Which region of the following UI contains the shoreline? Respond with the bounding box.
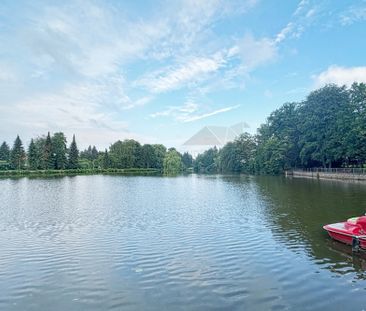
[0,168,161,178]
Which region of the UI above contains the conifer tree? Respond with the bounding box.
[42,132,54,169]
[10,135,26,170]
[52,132,67,169]
[0,141,10,161]
[102,149,111,169]
[91,146,98,160]
[27,139,38,170]
[68,134,79,169]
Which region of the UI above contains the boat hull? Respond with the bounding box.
[324,221,366,249]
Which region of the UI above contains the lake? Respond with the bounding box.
[1,174,366,310]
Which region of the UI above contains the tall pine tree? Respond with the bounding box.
[102,149,111,169]
[10,135,26,170]
[28,139,38,170]
[0,141,10,161]
[68,135,79,169]
[42,132,54,169]
[52,132,67,169]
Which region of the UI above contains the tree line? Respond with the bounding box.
[0,133,193,174]
[2,82,365,176]
[194,83,366,174]
[0,133,79,171]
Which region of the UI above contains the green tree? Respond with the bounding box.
[182,152,193,170]
[109,139,141,168]
[163,149,182,174]
[10,135,26,170]
[255,103,300,173]
[101,149,111,169]
[298,84,349,168]
[255,136,289,174]
[27,139,38,170]
[52,132,67,169]
[141,144,157,168]
[80,145,99,161]
[42,132,54,169]
[91,146,98,160]
[0,141,10,161]
[235,133,256,173]
[152,144,167,170]
[218,142,241,173]
[218,133,256,173]
[347,82,366,165]
[68,135,79,169]
[32,137,46,169]
[193,147,218,173]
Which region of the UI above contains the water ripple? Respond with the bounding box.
[1,175,366,310]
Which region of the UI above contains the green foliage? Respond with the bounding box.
[101,149,111,169]
[255,136,288,174]
[218,142,240,172]
[0,142,10,161]
[347,82,366,165]
[10,135,26,170]
[163,150,183,175]
[6,82,366,176]
[298,84,349,168]
[80,145,99,161]
[182,152,193,170]
[141,144,157,168]
[0,168,160,178]
[109,139,142,169]
[52,132,67,169]
[0,160,10,170]
[68,135,79,169]
[194,147,218,173]
[193,83,366,175]
[42,132,54,169]
[255,102,301,174]
[32,137,46,169]
[152,144,166,170]
[27,139,38,170]
[216,133,256,173]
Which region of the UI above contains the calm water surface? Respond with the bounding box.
[1,175,366,310]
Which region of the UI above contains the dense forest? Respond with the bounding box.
[0,133,193,174]
[195,82,366,174]
[1,82,365,176]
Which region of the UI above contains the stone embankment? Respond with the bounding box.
[287,169,366,181]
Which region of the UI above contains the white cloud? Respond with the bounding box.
[180,105,240,123]
[313,65,366,87]
[137,53,226,93]
[0,77,149,148]
[275,22,294,44]
[294,0,309,16]
[0,0,263,147]
[152,0,259,57]
[25,3,166,79]
[150,101,239,123]
[340,4,366,25]
[122,96,153,110]
[150,101,199,119]
[235,33,277,69]
[274,0,318,44]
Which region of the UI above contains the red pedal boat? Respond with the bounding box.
[323,216,366,251]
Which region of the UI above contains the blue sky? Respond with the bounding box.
[1,0,366,149]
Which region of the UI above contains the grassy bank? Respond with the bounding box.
[0,168,161,178]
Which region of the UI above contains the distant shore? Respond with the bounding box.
[0,168,161,178]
